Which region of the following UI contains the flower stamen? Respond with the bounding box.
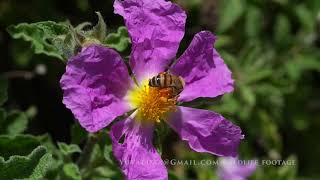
[127,81,177,123]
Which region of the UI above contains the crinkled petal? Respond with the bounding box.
[218,157,257,180]
[167,106,244,157]
[114,0,186,83]
[60,45,134,132]
[169,31,234,102]
[110,115,167,180]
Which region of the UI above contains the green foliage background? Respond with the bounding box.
[0,0,319,179]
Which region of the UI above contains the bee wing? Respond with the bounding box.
[166,57,179,72]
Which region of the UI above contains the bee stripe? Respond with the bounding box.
[156,75,160,86]
[160,74,165,87]
[152,76,156,86]
[164,73,168,87]
[164,74,167,87]
[168,74,172,86]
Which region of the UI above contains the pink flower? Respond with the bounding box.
[60,0,244,179]
[218,157,257,180]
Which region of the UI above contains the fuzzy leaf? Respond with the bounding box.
[0,146,53,180]
[62,163,81,180]
[57,142,81,156]
[0,135,41,159]
[103,26,131,52]
[7,21,69,60]
[90,12,107,41]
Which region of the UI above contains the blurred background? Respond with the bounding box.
[0,0,320,179]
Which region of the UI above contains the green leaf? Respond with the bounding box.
[294,5,315,32]
[0,146,53,180]
[212,94,240,115]
[274,14,291,46]
[0,77,8,106]
[245,69,273,84]
[0,109,6,123]
[52,30,81,60]
[90,12,107,41]
[239,84,256,106]
[214,35,233,48]
[278,155,297,179]
[272,0,288,5]
[57,142,81,156]
[286,54,320,81]
[92,165,118,179]
[10,41,34,68]
[5,111,28,135]
[62,163,81,180]
[218,0,245,33]
[245,5,262,39]
[0,135,41,159]
[168,171,181,180]
[103,26,131,52]
[259,110,282,151]
[7,21,69,60]
[71,123,88,144]
[103,144,114,165]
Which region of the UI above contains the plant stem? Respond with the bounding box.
[76,134,97,169]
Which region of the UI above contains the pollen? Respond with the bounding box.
[126,81,177,123]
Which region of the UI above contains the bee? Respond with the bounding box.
[148,72,185,98]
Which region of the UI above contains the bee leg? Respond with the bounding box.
[160,96,176,102]
[160,97,168,102]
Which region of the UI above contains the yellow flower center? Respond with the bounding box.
[126,80,177,123]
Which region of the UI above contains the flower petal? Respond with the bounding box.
[218,157,257,180]
[60,45,134,132]
[169,31,234,102]
[114,0,186,83]
[167,106,243,157]
[110,115,167,180]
